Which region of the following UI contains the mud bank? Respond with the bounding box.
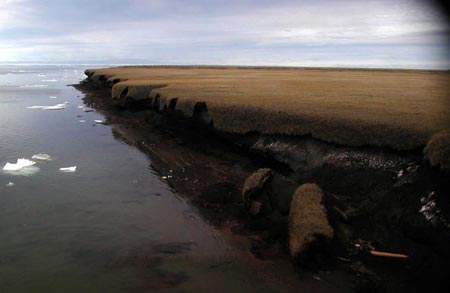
[76,77,450,293]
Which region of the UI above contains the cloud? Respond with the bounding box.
[0,0,33,28]
[0,0,448,68]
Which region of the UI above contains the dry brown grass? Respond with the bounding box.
[424,130,450,171]
[85,66,450,150]
[288,183,333,258]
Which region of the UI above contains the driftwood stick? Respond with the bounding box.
[370,250,408,259]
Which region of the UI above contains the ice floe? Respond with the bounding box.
[2,158,39,176]
[27,102,69,110]
[79,120,86,123]
[60,166,76,172]
[20,84,48,88]
[6,182,14,187]
[3,158,36,171]
[94,120,104,124]
[42,104,66,110]
[27,105,48,109]
[4,166,40,176]
[31,154,51,161]
[49,96,57,99]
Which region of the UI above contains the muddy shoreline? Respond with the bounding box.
[75,80,450,293]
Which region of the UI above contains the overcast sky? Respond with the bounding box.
[0,0,449,68]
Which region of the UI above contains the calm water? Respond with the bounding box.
[0,65,286,293]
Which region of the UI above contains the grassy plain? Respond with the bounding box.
[86,66,450,150]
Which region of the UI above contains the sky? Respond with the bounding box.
[0,0,449,69]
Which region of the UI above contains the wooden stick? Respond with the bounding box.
[370,250,408,259]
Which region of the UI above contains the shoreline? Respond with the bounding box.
[76,71,450,292]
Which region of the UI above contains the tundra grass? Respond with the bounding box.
[289,183,333,258]
[424,130,450,171]
[85,66,450,151]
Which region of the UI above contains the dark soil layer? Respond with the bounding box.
[75,80,450,293]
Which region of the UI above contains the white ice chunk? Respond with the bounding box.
[3,166,40,176]
[60,166,76,172]
[42,102,69,110]
[31,154,51,161]
[20,84,48,88]
[49,96,57,99]
[6,182,14,187]
[27,105,48,109]
[42,105,65,110]
[28,101,69,110]
[77,105,83,109]
[79,120,86,123]
[94,120,104,124]
[3,158,36,171]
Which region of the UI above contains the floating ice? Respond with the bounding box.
[42,105,65,110]
[20,84,48,88]
[43,104,67,110]
[31,154,51,161]
[94,120,104,124]
[49,96,57,99]
[79,120,86,123]
[4,166,40,176]
[27,102,69,110]
[27,105,48,109]
[77,105,83,109]
[60,166,76,172]
[6,182,14,187]
[3,158,36,171]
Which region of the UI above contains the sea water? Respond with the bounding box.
[0,65,238,292]
[0,64,313,293]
